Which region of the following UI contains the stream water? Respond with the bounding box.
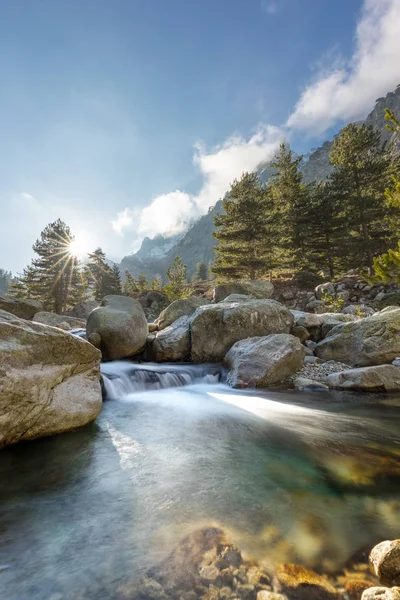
[1,361,400,600]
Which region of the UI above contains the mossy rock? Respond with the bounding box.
[377,292,400,309]
[275,563,338,600]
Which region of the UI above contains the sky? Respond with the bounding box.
[1,0,400,273]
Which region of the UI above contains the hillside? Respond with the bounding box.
[121,85,400,280]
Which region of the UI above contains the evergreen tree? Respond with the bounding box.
[371,241,400,284]
[329,123,391,272]
[164,256,188,300]
[212,172,277,280]
[299,181,349,277]
[123,271,139,296]
[268,143,309,270]
[194,260,209,281]
[86,248,121,300]
[137,273,149,293]
[10,219,85,313]
[151,275,163,290]
[0,269,12,296]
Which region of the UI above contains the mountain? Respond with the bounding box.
[120,85,400,281]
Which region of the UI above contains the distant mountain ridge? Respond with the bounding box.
[120,85,400,280]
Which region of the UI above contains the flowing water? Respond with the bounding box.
[1,361,400,600]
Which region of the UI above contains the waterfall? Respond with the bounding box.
[101,361,224,399]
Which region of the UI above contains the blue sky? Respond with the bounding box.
[1,0,399,272]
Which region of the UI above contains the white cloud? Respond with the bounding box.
[287,0,400,134]
[112,125,283,241]
[19,192,41,212]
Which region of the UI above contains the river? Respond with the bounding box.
[1,361,400,599]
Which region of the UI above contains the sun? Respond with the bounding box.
[68,231,93,259]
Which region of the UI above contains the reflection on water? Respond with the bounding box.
[0,363,400,600]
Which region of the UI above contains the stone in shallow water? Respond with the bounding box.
[345,580,378,600]
[326,365,400,392]
[275,563,338,600]
[362,587,400,600]
[369,540,400,586]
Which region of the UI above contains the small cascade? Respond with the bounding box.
[101,361,224,399]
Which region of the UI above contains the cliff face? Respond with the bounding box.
[120,86,400,280]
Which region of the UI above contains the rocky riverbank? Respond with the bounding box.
[115,528,400,600]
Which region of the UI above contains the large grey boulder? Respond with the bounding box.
[315,310,400,366]
[0,310,102,447]
[315,282,335,299]
[327,365,400,392]
[190,299,294,363]
[149,316,191,362]
[86,294,148,360]
[156,297,209,330]
[33,311,86,330]
[225,334,305,388]
[66,299,99,319]
[0,296,43,320]
[213,280,274,303]
[369,540,400,586]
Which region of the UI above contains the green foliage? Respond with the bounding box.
[212,171,278,280]
[329,123,392,271]
[194,260,209,281]
[137,273,149,293]
[371,241,400,284]
[123,271,139,296]
[164,256,189,301]
[293,270,325,290]
[320,290,344,313]
[86,248,122,301]
[151,275,163,290]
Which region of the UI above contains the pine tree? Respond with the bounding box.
[123,271,140,296]
[164,256,188,300]
[268,143,309,270]
[86,248,121,300]
[299,181,349,277]
[371,242,400,284]
[194,260,209,281]
[151,275,163,290]
[329,123,391,272]
[0,269,13,296]
[11,219,85,313]
[212,172,277,280]
[137,273,149,293]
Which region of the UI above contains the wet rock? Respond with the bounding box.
[315,310,400,367]
[225,334,305,388]
[149,316,190,362]
[0,296,42,320]
[361,587,400,600]
[327,365,400,392]
[213,281,274,303]
[0,310,102,447]
[86,295,148,360]
[156,297,209,330]
[199,565,221,584]
[294,377,329,391]
[191,300,294,363]
[369,540,400,586]
[217,546,242,569]
[275,563,338,600]
[345,579,377,600]
[257,593,286,600]
[116,578,170,600]
[236,584,256,600]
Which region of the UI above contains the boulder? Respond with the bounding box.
[319,312,359,338]
[315,310,400,367]
[291,325,310,343]
[275,563,338,600]
[86,295,148,360]
[0,310,102,447]
[33,311,86,329]
[66,299,99,319]
[362,587,400,600]
[0,296,42,320]
[369,540,400,586]
[223,293,255,303]
[149,316,191,362]
[343,304,375,317]
[327,365,400,392]
[225,334,305,388]
[213,281,274,303]
[137,290,170,322]
[291,310,324,329]
[315,282,335,300]
[294,377,329,391]
[191,300,294,363]
[156,297,209,330]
